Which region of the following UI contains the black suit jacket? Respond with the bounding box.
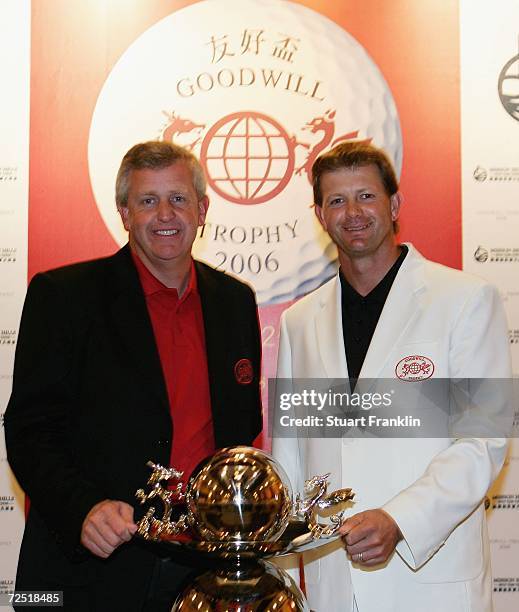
[5,246,262,610]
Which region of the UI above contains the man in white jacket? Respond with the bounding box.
[272,142,511,611]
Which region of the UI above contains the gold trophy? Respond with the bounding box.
[136,446,353,611]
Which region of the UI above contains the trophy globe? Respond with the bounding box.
[136,446,354,611]
[185,446,293,544]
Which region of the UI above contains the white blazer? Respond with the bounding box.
[272,244,511,612]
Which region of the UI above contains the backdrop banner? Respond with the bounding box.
[1,1,517,609]
[0,0,30,602]
[460,0,519,605]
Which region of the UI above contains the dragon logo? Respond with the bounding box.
[395,355,435,382]
[160,108,366,205]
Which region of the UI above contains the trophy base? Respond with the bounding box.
[172,559,309,611]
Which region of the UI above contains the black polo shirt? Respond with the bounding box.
[340,245,408,387]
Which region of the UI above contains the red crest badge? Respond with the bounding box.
[234,358,254,385]
[395,355,435,381]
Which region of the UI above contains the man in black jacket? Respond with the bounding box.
[5,141,262,611]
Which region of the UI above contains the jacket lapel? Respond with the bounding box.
[195,261,229,442]
[107,246,169,411]
[359,244,426,380]
[315,276,349,379]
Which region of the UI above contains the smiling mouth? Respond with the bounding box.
[153,229,179,236]
[344,222,372,232]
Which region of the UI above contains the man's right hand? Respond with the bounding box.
[80,500,137,558]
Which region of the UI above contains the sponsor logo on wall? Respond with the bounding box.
[494,577,519,593]
[0,167,18,182]
[474,246,489,262]
[0,579,14,595]
[510,330,519,344]
[473,166,488,181]
[491,494,519,509]
[473,165,519,182]
[474,246,519,263]
[491,538,519,551]
[470,207,519,225]
[498,38,519,122]
[0,248,16,263]
[0,331,16,346]
[0,496,15,512]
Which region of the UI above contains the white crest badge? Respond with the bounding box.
[395,355,435,381]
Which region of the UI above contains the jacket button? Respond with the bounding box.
[157,439,170,447]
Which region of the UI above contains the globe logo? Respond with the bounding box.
[408,362,421,375]
[396,355,434,381]
[474,246,489,263]
[473,166,487,182]
[498,53,519,122]
[200,111,295,205]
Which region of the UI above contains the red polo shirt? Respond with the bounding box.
[132,253,214,478]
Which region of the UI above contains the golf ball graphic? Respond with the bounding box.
[89,0,402,304]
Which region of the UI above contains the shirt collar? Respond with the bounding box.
[340,244,408,306]
[131,250,198,301]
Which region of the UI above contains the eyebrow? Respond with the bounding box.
[135,189,188,196]
[326,187,369,197]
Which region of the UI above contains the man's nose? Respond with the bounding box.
[157,199,174,221]
[344,198,362,216]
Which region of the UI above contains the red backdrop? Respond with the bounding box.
[29,0,460,279]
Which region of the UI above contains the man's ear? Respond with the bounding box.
[390,191,403,221]
[314,204,327,231]
[198,195,210,226]
[117,205,130,231]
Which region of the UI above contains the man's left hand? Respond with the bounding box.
[339,509,402,566]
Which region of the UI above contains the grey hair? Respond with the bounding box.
[115,140,207,207]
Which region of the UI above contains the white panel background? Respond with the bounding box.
[460,0,519,608]
[0,0,30,605]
